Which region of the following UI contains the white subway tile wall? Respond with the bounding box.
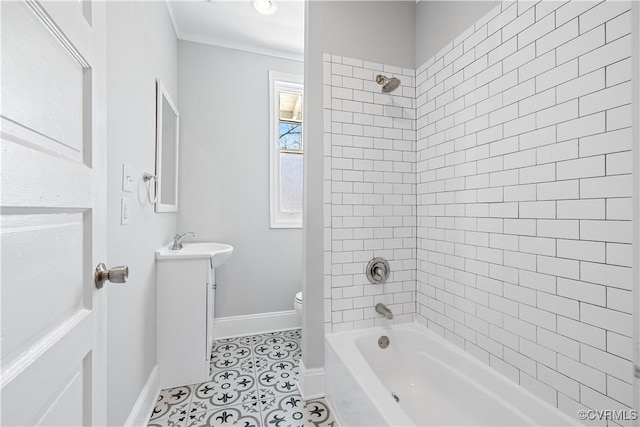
[323,55,417,334]
[322,0,633,422]
[415,0,632,422]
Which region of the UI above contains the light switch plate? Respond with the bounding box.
[122,163,133,192]
[121,197,129,225]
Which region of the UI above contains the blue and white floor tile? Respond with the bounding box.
[148,386,193,427]
[187,404,262,427]
[262,393,335,427]
[148,329,337,427]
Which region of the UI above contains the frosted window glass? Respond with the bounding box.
[280,152,303,213]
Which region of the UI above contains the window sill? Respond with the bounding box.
[270,222,302,229]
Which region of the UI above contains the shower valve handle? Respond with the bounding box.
[373,265,387,279]
[366,257,390,285]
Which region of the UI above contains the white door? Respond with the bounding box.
[1,0,108,425]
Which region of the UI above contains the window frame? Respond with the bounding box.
[269,71,304,229]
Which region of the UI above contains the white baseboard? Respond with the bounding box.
[297,360,325,400]
[124,364,160,427]
[214,310,300,339]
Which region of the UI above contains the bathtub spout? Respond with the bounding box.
[375,303,393,319]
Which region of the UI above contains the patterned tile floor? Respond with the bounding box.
[148,329,338,427]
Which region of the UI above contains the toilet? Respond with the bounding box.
[294,291,302,318]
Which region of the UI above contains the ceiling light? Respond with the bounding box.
[253,0,277,16]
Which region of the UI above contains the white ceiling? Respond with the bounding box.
[167,0,305,61]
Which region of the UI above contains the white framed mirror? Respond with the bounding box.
[155,79,179,213]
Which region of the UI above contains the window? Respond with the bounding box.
[269,71,303,228]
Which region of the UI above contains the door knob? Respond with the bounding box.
[95,263,129,289]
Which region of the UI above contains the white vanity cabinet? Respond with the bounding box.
[157,257,215,389]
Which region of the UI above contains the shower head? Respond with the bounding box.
[376,74,401,93]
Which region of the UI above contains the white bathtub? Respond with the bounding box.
[325,323,579,426]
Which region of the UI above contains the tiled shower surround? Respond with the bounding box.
[416,0,633,420]
[324,0,633,422]
[323,57,417,333]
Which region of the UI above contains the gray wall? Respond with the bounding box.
[309,1,416,70]
[304,0,416,371]
[177,41,304,317]
[106,2,177,424]
[416,1,500,66]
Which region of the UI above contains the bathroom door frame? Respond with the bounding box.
[632,0,640,417]
[1,1,108,425]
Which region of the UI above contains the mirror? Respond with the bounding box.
[155,79,179,213]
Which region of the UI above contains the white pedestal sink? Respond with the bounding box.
[156,241,233,388]
[155,242,233,267]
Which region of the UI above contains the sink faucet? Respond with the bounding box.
[375,303,393,320]
[170,232,196,250]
